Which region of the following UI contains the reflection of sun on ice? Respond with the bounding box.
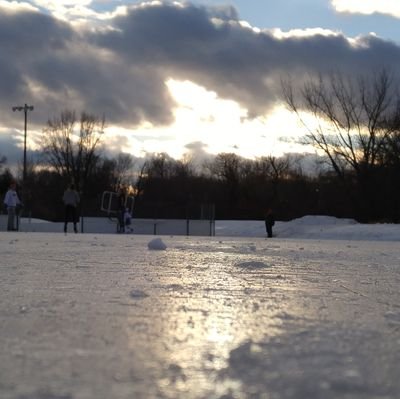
[206,317,234,345]
[207,326,234,344]
[205,317,236,371]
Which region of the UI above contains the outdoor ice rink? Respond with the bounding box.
[1,231,400,399]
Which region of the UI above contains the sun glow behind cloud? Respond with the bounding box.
[104,79,315,160]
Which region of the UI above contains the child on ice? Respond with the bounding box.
[124,208,133,233]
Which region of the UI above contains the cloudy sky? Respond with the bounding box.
[1,0,400,167]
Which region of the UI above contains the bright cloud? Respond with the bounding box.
[331,0,400,18]
[103,80,315,160]
[27,0,127,24]
[0,0,38,12]
[271,27,341,39]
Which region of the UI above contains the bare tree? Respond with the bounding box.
[282,69,400,220]
[113,152,136,189]
[256,156,291,181]
[282,69,399,179]
[174,153,196,178]
[132,161,147,198]
[207,153,243,210]
[208,153,242,182]
[41,110,105,190]
[145,152,176,179]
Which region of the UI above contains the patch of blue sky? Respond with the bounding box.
[188,0,400,42]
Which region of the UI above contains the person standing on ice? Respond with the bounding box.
[124,208,133,233]
[63,183,80,233]
[116,186,127,233]
[3,181,21,231]
[264,207,275,238]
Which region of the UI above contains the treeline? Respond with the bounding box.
[1,149,398,223]
[132,153,353,221]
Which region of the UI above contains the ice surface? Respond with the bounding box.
[1,217,400,399]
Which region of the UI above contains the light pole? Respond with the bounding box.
[12,104,34,184]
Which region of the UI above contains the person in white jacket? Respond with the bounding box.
[63,184,80,233]
[3,182,21,231]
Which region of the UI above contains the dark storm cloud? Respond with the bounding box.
[0,8,75,126]
[1,1,400,133]
[0,130,24,165]
[91,3,400,116]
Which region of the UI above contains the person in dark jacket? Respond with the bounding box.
[116,186,127,233]
[264,208,275,238]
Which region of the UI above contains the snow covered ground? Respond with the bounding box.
[216,215,400,241]
[1,216,400,399]
[3,214,400,242]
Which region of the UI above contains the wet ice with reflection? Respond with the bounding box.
[0,234,399,399]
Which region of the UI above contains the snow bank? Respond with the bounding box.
[216,215,400,241]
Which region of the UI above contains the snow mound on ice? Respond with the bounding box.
[148,238,167,250]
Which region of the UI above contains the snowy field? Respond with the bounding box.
[216,215,400,241]
[3,214,400,241]
[1,216,400,399]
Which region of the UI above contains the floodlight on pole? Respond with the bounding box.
[12,103,34,184]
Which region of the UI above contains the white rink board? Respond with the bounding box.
[0,215,215,236]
